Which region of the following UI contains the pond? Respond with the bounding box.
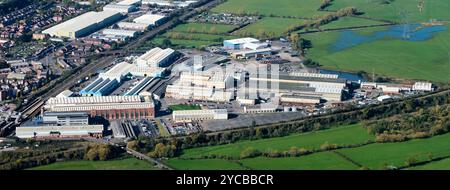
[330,24,448,52]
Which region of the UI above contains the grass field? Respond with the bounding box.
[163,32,237,42]
[304,24,450,82]
[169,104,202,111]
[337,133,450,169]
[165,159,246,170]
[234,17,307,38]
[171,23,238,34]
[211,0,326,18]
[408,158,450,170]
[180,124,374,158]
[239,152,359,170]
[152,37,216,49]
[28,158,156,170]
[328,0,450,22]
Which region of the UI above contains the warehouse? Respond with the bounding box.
[223,37,260,50]
[133,14,166,26]
[166,83,234,102]
[280,94,321,105]
[289,72,339,79]
[103,4,137,13]
[42,11,123,39]
[124,77,156,96]
[117,0,142,6]
[15,125,104,139]
[44,96,155,120]
[136,47,176,67]
[179,71,235,89]
[172,109,228,123]
[142,0,197,7]
[117,22,149,31]
[16,111,103,139]
[231,48,272,59]
[102,29,138,37]
[412,82,434,91]
[80,78,120,96]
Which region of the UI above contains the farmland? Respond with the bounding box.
[170,23,238,34]
[409,158,450,170]
[303,24,450,83]
[336,133,450,169]
[239,152,360,170]
[234,17,307,38]
[210,0,326,18]
[180,124,374,158]
[327,0,450,22]
[28,157,157,170]
[165,159,246,170]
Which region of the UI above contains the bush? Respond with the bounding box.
[240,147,261,159]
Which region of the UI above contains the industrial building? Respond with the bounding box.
[172,109,228,122]
[223,38,260,50]
[413,82,434,91]
[44,96,155,120]
[136,47,176,67]
[231,48,272,59]
[289,72,339,79]
[102,29,138,37]
[16,112,103,139]
[133,14,166,26]
[166,84,234,102]
[103,4,137,13]
[80,60,166,96]
[247,74,347,102]
[142,0,197,7]
[42,11,123,39]
[123,77,156,96]
[117,22,149,31]
[280,94,321,105]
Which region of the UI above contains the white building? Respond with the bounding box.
[133,14,166,26]
[16,125,104,139]
[136,47,176,67]
[117,22,149,31]
[223,37,260,50]
[172,109,228,122]
[289,72,339,79]
[103,4,136,13]
[142,0,197,7]
[42,11,123,39]
[412,82,434,92]
[102,29,138,37]
[56,90,74,98]
[377,95,392,102]
[117,0,142,6]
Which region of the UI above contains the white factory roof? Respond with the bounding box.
[117,0,141,6]
[173,109,227,116]
[56,90,74,98]
[99,62,134,80]
[117,22,149,30]
[47,96,143,105]
[16,125,104,139]
[102,29,137,37]
[133,14,165,25]
[224,37,259,45]
[137,47,175,66]
[43,11,121,37]
[289,72,339,79]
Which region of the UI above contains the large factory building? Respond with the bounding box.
[44,96,155,120]
[42,11,123,39]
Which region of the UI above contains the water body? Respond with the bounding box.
[330,24,448,52]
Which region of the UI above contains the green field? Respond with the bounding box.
[408,158,450,170]
[180,124,374,158]
[165,159,247,170]
[235,17,307,38]
[169,104,202,111]
[171,23,238,34]
[163,32,236,42]
[315,17,388,31]
[304,24,450,82]
[337,133,450,169]
[152,37,216,48]
[211,0,326,18]
[328,0,450,22]
[240,152,359,170]
[28,158,156,170]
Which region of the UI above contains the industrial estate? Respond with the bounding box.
[0,0,449,171]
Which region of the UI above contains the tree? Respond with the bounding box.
[240,147,261,159]
[162,38,172,48]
